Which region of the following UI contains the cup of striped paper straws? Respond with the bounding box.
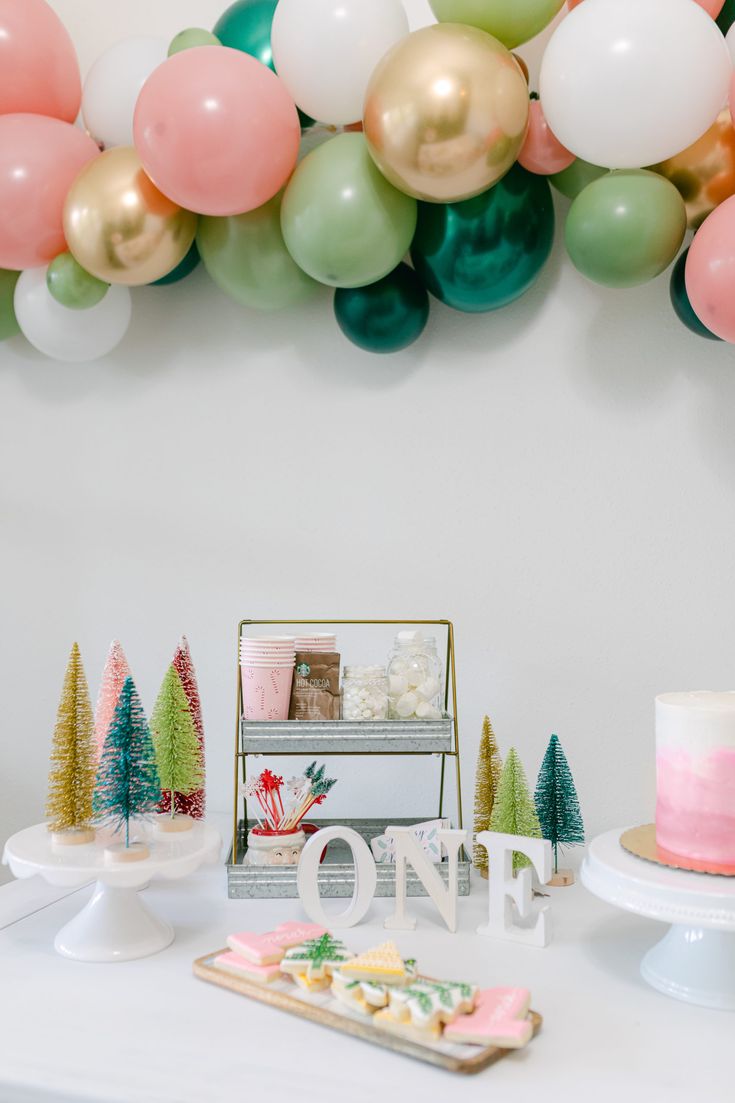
[244,762,337,866]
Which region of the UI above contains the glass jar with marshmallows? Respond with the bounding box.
[386,631,442,720]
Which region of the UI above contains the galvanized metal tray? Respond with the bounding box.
[226,817,471,899]
[240,716,454,755]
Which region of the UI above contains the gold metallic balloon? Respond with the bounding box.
[363,23,529,204]
[63,146,197,285]
[650,110,735,231]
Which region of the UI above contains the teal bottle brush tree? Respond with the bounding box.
[150,664,204,833]
[93,676,161,861]
[534,734,585,887]
[488,748,542,873]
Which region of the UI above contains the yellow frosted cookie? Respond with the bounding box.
[339,941,408,985]
[373,1007,441,1043]
[292,971,332,993]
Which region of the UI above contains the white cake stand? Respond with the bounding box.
[582,828,735,1010]
[2,821,221,963]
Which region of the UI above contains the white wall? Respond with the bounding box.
[3,0,735,882]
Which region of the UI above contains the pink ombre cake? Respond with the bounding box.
[656,692,735,866]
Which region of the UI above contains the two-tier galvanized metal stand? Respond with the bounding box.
[227,619,468,899]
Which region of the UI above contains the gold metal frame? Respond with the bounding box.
[232,619,463,866]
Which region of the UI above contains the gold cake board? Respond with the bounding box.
[194,951,542,1075]
[620,824,735,878]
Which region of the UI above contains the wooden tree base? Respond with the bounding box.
[548,869,575,887]
[51,827,96,847]
[104,841,150,864]
[155,813,194,834]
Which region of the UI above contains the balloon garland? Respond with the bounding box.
[2,0,735,362]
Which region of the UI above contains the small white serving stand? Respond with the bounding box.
[2,821,221,963]
[582,828,735,1010]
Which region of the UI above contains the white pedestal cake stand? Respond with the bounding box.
[582,828,735,1010]
[2,821,221,963]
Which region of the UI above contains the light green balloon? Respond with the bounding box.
[550,158,607,200]
[281,133,417,289]
[0,269,20,340]
[197,192,318,310]
[429,0,565,49]
[168,28,221,55]
[565,170,687,289]
[46,253,109,310]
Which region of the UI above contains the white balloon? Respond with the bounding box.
[15,267,131,363]
[539,0,731,169]
[271,0,409,125]
[727,23,735,67]
[82,36,168,149]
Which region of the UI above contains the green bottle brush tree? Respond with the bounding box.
[150,664,204,832]
[534,733,585,886]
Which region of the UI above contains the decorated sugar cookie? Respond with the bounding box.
[374,978,477,1039]
[280,933,353,984]
[332,958,418,1015]
[226,921,327,965]
[213,950,282,986]
[339,941,409,985]
[444,987,532,1048]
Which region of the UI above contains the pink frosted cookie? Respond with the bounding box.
[214,950,282,985]
[444,987,532,1048]
[226,921,327,965]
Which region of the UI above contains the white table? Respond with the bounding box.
[0,815,732,1103]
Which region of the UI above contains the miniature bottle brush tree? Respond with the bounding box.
[94,639,131,760]
[534,734,585,884]
[488,748,543,872]
[46,643,97,844]
[93,676,161,858]
[472,715,503,877]
[168,636,206,819]
[150,663,203,832]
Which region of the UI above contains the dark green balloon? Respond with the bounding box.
[670,248,721,341]
[151,241,201,286]
[410,164,554,313]
[213,0,313,128]
[214,0,276,66]
[717,0,735,33]
[334,263,429,353]
[0,269,20,340]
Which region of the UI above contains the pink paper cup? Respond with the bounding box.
[241,662,294,720]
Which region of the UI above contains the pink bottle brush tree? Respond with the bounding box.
[94,639,131,760]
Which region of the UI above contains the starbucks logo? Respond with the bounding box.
[296,662,310,677]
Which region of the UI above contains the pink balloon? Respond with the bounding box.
[568,0,723,10]
[686,197,735,342]
[518,99,575,175]
[0,0,81,121]
[0,115,99,271]
[134,46,300,216]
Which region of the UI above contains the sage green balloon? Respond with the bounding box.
[0,269,20,340]
[429,0,565,49]
[550,158,607,200]
[281,133,417,288]
[565,170,687,288]
[46,252,109,310]
[168,28,220,56]
[197,192,318,310]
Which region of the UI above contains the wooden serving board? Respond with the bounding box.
[193,951,542,1075]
